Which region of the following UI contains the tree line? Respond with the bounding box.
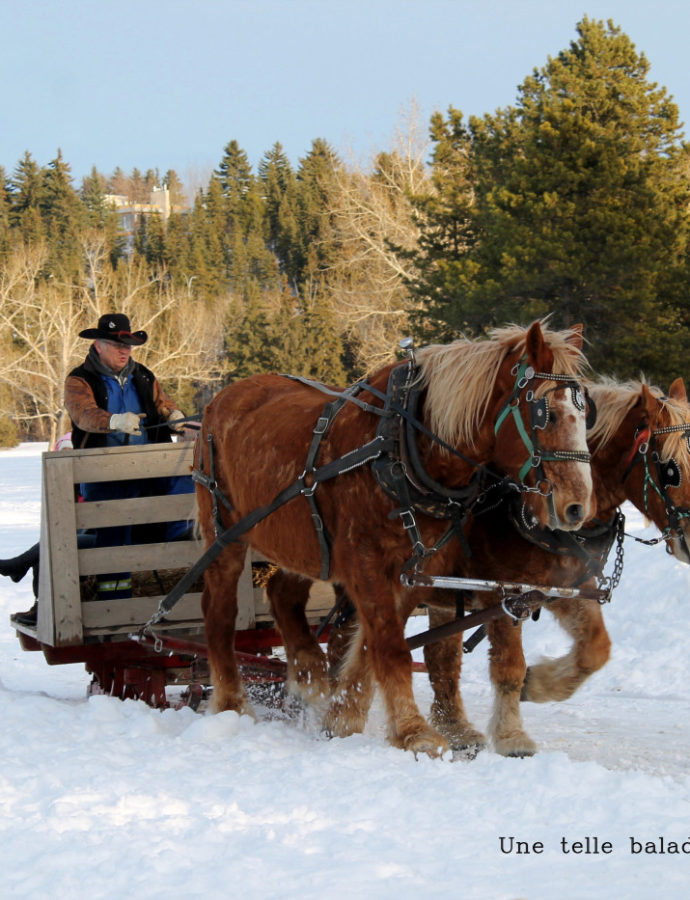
[1,16,689,446]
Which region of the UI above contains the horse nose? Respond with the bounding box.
[564,503,585,525]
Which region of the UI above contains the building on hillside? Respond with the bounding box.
[105,186,186,253]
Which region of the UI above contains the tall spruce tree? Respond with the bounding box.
[259,142,301,284]
[9,152,45,244]
[295,139,342,286]
[40,149,85,277]
[0,166,11,258]
[81,167,124,265]
[404,108,476,341]
[411,18,690,379]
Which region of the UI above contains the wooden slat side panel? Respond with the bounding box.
[36,468,57,644]
[79,540,204,575]
[42,455,83,646]
[252,580,336,623]
[81,593,203,631]
[72,444,195,484]
[75,494,197,530]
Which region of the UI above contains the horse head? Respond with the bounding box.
[589,376,690,564]
[634,378,690,563]
[416,320,594,532]
[488,321,594,531]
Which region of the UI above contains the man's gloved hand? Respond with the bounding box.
[167,409,186,433]
[109,412,145,435]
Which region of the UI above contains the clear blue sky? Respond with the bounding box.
[2,0,688,189]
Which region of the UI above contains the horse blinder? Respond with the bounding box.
[584,389,597,430]
[655,453,682,489]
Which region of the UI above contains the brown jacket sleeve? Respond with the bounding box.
[65,372,180,434]
[152,379,179,421]
[64,375,112,434]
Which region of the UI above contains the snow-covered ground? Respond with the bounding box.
[1,443,689,899]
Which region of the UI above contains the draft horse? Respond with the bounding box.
[422,376,690,757]
[195,322,594,756]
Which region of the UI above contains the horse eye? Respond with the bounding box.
[549,411,558,425]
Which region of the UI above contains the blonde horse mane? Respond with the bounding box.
[589,377,690,471]
[415,322,587,449]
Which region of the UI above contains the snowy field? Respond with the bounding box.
[1,443,689,899]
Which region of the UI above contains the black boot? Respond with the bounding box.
[11,601,38,627]
[0,543,40,584]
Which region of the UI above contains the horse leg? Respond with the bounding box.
[323,619,376,737]
[201,544,255,717]
[266,569,329,705]
[326,585,357,680]
[487,613,536,757]
[424,603,486,755]
[326,581,449,758]
[521,596,611,702]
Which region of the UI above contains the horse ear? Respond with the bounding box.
[525,321,554,372]
[668,377,688,403]
[641,384,662,427]
[568,323,584,350]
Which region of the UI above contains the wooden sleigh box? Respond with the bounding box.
[17,441,335,649]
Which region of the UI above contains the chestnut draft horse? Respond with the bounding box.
[195,322,594,757]
[420,376,690,757]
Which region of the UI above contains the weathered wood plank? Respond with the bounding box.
[70,443,195,484]
[81,593,203,631]
[41,455,83,646]
[75,493,197,530]
[78,540,204,575]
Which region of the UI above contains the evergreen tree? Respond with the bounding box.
[403,108,476,341]
[214,139,278,297]
[140,212,166,266]
[37,150,85,277]
[81,167,124,265]
[108,167,129,197]
[410,18,690,379]
[224,290,277,379]
[164,169,187,207]
[0,166,11,258]
[187,186,226,298]
[259,142,300,281]
[9,152,46,243]
[81,167,108,223]
[294,138,341,285]
[215,140,252,209]
[296,288,347,382]
[163,210,193,283]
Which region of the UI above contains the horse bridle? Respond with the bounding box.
[493,358,594,526]
[622,420,690,556]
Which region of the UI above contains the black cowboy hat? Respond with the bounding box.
[79,313,148,346]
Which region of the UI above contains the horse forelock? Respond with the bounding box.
[587,378,690,477]
[489,322,588,378]
[587,378,645,449]
[415,323,587,449]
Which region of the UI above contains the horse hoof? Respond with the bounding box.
[322,707,365,739]
[494,734,537,757]
[451,742,485,761]
[395,725,449,758]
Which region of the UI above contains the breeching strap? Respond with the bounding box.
[143,434,391,629]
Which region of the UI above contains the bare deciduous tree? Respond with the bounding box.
[327,106,432,370]
[0,239,223,445]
